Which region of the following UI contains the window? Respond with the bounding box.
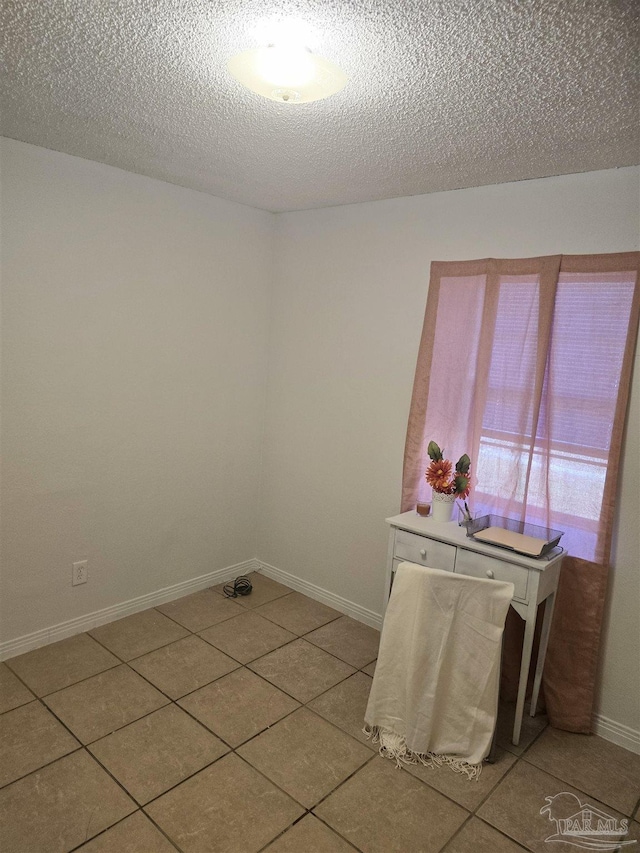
[473,270,636,560]
[401,253,639,731]
[403,256,639,564]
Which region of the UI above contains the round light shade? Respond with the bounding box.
[228,46,347,104]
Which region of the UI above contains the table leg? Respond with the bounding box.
[486,632,505,764]
[530,592,556,717]
[513,606,537,746]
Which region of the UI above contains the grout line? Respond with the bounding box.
[149,596,252,635]
[438,813,475,852]
[33,697,86,747]
[226,751,314,813]
[246,631,361,676]
[440,810,531,852]
[174,667,305,751]
[305,666,374,708]
[469,755,517,815]
[41,631,374,828]
[65,811,136,853]
[42,669,172,746]
[3,586,386,852]
[3,657,122,702]
[304,817,365,853]
[0,662,41,707]
[123,751,229,809]
[194,631,297,668]
[0,737,84,792]
[5,583,631,853]
[6,613,368,782]
[310,752,380,812]
[172,703,238,752]
[10,738,142,839]
[143,812,187,853]
[65,809,184,853]
[0,696,35,716]
[3,608,373,808]
[517,750,635,817]
[253,813,312,853]
[2,582,345,702]
[124,648,246,701]
[515,714,549,756]
[260,811,363,853]
[126,658,381,844]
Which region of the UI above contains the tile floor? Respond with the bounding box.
[1,572,639,853]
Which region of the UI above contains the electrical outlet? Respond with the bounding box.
[72,560,88,586]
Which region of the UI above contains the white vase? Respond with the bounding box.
[431,492,457,522]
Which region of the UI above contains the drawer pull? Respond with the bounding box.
[486,570,495,579]
[419,549,427,558]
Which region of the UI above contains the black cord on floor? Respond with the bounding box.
[223,575,253,598]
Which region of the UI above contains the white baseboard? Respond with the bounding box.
[592,712,640,755]
[257,560,383,631]
[0,558,261,662]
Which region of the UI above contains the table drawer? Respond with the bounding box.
[394,529,456,572]
[390,556,454,596]
[455,548,529,602]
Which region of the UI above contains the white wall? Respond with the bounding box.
[2,142,638,739]
[0,139,273,643]
[260,167,640,734]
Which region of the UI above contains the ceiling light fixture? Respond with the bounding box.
[227,44,347,104]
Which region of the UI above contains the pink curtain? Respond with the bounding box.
[402,253,640,732]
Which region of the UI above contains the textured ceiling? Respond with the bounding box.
[1,0,638,212]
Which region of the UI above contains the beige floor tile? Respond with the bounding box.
[156,589,243,632]
[0,750,136,853]
[90,610,189,661]
[263,814,355,852]
[75,811,179,852]
[0,701,79,787]
[523,727,640,816]
[248,638,355,703]
[308,671,376,750]
[362,660,376,676]
[314,756,468,853]
[129,635,239,699]
[477,759,631,853]
[178,667,299,747]
[305,616,380,668]
[238,707,372,808]
[256,592,342,635]
[43,664,169,744]
[5,633,119,697]
[89,704,228,804]
[622,820,640,845]
[212,572,293,609]
[406,747,517,811]
[145,753,304,853]
[496,701,548,756]
[199,610,296,663]
[0,663,35,713]
[443,817,528,852]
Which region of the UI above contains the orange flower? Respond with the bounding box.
[426,459,453,493]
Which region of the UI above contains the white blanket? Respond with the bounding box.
[364,561,513,778]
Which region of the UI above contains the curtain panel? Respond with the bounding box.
[402,253,640,732]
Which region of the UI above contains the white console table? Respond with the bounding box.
[385,511,564,746]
